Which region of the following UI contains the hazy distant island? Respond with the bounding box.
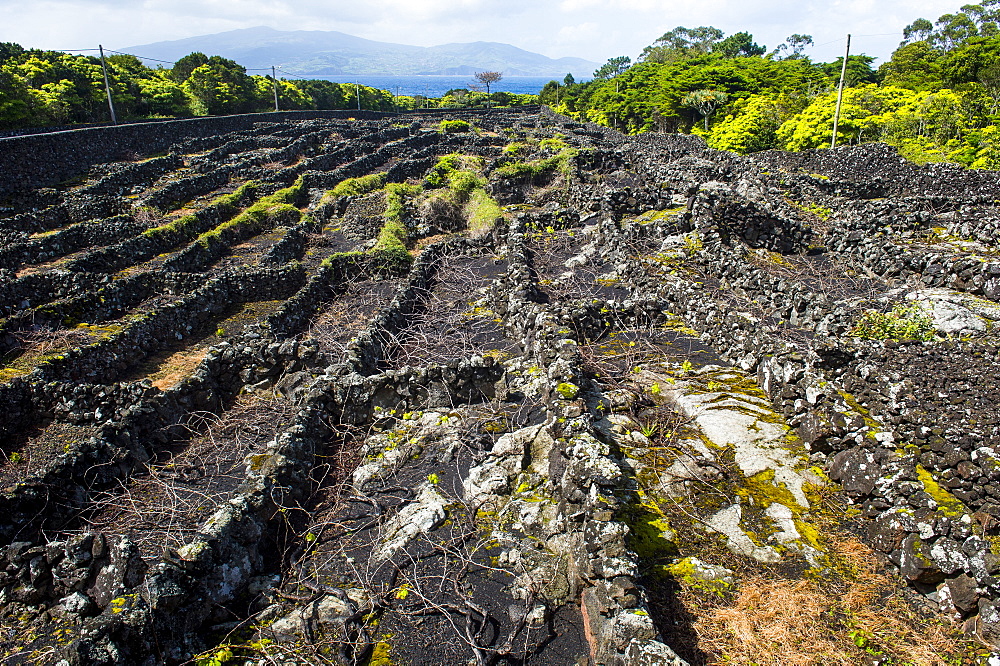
[120,26,599,78]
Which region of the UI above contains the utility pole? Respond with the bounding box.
[98,45,117,125]
[271,66,279,112]
[356,81,361,111]
[831,34,851,149]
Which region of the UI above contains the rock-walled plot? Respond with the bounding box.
[0,108,997,664]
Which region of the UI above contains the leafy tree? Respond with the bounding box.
[106,54,147,77]
[819,55,880,86]
[681,89,728,130]
[539,80,561,105]
[491,90,515,107]
[641,26,725,62]
[941,36,1000,91]
[903,18,934,44]
[171,52,208,82]
[715,32,766,58]
[0,42,24,63]
[251,76,312,110]
[594,56,631,79]
[0,67,32,126]
[296,80,347,109]
[135,74,188,116]
[181,56,254,115]
[879,41,944,90]
[775,84,974,159]
[708,94,808,153]
[903,3,1000,51]
[563,73,575,86]
[772,34,814,60]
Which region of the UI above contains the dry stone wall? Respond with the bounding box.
[0,108,997,665]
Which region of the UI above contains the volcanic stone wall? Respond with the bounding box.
[3,107,1000,665]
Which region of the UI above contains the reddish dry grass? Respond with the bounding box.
[693,537,987,666]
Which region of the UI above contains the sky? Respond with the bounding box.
[0,0,974,66]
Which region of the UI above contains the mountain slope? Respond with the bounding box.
[119,27,598,77]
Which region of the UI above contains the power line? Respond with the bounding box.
[102,47,272,71]
[105,49,175,64]
[274,68,312,80]
[808,37,849,49]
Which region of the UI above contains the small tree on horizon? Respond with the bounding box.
[474,71,503,108]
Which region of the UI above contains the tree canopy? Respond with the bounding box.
[548,9,1000,169]
[0,47,427,130]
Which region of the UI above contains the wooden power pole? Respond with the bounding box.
[831,34,851,148]
[98,45,117,125]
[271,66,279,112]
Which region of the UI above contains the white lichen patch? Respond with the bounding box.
[375,482,448,561]
[629,364,828,564]
[705,504,781,564]
[652,366,813,509]
[905,287,1000,335]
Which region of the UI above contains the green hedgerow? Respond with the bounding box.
[384,182,421,222]
[328,173,386,198]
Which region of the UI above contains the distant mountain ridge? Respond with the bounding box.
[119,27,598,77]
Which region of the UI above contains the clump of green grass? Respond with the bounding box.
[502,141,533,156]
[494,146,578,180]
[263,176,308,206]
[196,201,300,248]
[373,217,407,253]
[852,303,935,342]
[539,133,568,152]
[439,119,471,134]
[467,188,502,233]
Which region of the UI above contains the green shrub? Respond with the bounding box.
[425,153,463,187]
[320,250,365,268]
[851,303,935,342]
[439,119,471,134]
[446,170,486,195]
[494,147,578,180]
[328,173,386,198]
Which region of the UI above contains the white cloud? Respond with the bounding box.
[0,0,977,64]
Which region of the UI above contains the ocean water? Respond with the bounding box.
[308,75,574,97]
